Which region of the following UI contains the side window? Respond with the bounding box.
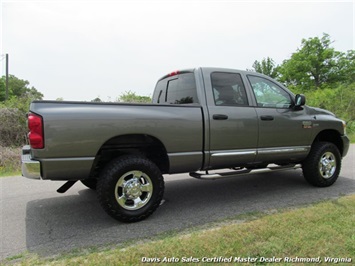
[166,73,198,104]
[152,79,167,103]
[211,72,249,106]
[247,75,292,108]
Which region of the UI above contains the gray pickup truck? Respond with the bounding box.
[22,67,350,222]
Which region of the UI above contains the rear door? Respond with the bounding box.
[202,69,259,169]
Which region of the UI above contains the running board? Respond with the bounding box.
[189,164,301,180]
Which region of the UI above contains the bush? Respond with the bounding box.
[346,121,355,142]
[0,146,21,174]
[0,107,28,147]
[298,83,355,136]
[0,95,32,147]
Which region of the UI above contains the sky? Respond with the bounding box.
[1,0,354,101]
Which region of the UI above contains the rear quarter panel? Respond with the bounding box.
[30,101,203,179]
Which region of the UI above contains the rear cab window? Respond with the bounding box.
[152,71,199,105]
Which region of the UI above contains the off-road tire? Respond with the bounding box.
[97,155,164,222]
[302,142,341,187]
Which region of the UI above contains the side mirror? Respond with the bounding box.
[294,94,306,108]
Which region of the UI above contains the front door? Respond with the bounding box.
[246,75,311,163]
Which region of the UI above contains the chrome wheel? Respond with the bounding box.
[318,152,336,179]
[115,170,153,210]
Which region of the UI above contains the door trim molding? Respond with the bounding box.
[211,146,310,157]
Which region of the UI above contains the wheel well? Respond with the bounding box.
[313,130,343,155]
[90,134,169,177]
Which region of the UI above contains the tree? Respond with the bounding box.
[278,33,345,91]
[91,97,102,102]
[0,75,44,146]
[337,50,355,84]
[118,91,151,103]
[0,75,43,101]
[252,57,279,79]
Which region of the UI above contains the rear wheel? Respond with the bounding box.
[302,142,341,187]
[97,155,164,222]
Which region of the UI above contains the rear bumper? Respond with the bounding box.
[21,145,41,180]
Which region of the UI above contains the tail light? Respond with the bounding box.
[168,70,180,77]
[28,113,44,149]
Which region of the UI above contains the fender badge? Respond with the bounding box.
[302,121,312,129]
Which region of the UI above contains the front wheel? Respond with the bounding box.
[302,142,341,187]
[97,155,164,222]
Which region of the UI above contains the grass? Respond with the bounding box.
[5,194,354,266]
[0,169,21,177]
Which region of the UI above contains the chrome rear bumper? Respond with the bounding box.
[21,145,41,180]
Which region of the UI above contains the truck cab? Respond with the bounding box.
[152,68,348,170]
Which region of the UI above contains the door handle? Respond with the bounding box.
[260,115,274,121]
[213,114,228,120]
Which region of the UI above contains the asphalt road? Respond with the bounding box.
[1,145,354,260]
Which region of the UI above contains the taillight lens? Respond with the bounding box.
[28,113,44,149]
